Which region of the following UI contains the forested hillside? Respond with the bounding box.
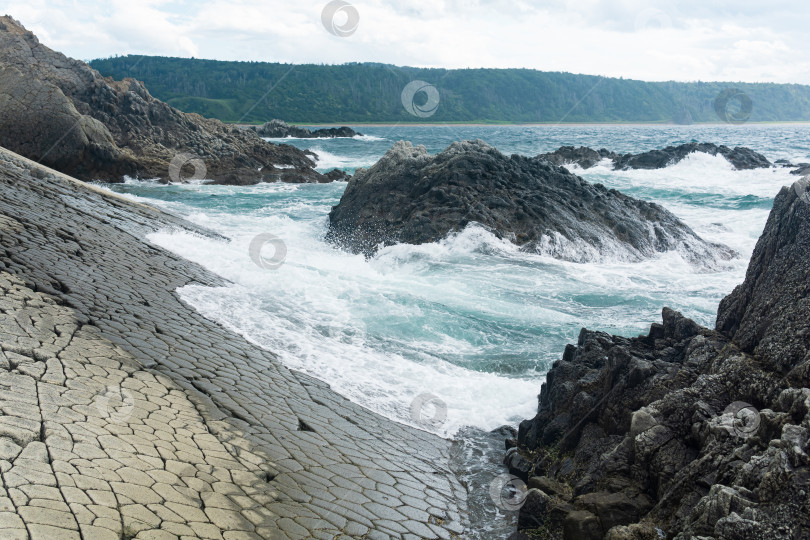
[90,56,810,124]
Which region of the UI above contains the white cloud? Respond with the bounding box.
[3,0,809,83]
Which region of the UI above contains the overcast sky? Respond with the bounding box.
[4,0,810,84]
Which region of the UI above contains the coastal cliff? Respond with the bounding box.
[0,16,329,185]
[509,181,810,539]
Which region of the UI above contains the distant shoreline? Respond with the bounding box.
[235,121,810,128]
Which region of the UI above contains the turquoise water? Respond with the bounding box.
[105,124,810,439]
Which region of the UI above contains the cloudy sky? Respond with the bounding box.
[4,0,810,84]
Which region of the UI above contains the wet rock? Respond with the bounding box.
[528,476,573,501]
[322,168,352,182]
[327,140,734,267]
[575,491,651,533]
[789,163,810,176]
[504,447,533,481]
[614,143,771,170]
[518,489,574,532]
[662,306,703,341]
[605,523,662,540]
[539,142,772,171]
[251,119,361,138]
[0,145,470,539]
[538,146,616,169]
[206,166,263,186]
[279,167,332,183]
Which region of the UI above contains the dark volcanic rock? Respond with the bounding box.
[539,142,772,171]
[0,16,326,184]
[613,143,771,171]
[322,168,352,182]
[511,181,810,539]
[327,140,734,267]
[252,119,361,139]
[716,182,810,375]
[538,146,617,169]
[790,163,810,176]
[206,166,349,185]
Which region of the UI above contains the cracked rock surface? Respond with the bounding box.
[0,146,468,539]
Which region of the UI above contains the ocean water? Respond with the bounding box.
[103,124,810,536]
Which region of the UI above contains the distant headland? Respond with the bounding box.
[89,56,810,125]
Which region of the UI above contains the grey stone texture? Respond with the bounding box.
[0,146,468,538]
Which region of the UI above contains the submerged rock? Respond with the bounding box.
[0,16,326,184]
[326,140,734,267]
[538,142,772,171]
[251,119,361,139]
[510,181,810,539]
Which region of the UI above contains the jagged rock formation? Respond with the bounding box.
[538,146,616,169]
[322,168,352,182]
[0,16,328,184]
[538,143,772,171]
[509,181,810,539]
[613,143,772,171]
[326,140,734,267]
[251,119,361,138]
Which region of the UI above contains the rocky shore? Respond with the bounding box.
[0,17,337,185]
[0,146,469,539]
[250,120,361,139]
[538,143,773,171]
[507,180,810,539]
[326,140,734,267]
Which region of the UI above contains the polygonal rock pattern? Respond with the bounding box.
[0,147,468,538]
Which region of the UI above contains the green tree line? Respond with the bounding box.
[89,56,810,124]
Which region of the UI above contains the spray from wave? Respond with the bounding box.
[146,226,542,438]
[310,147,378,171]
[103,129,802,444]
